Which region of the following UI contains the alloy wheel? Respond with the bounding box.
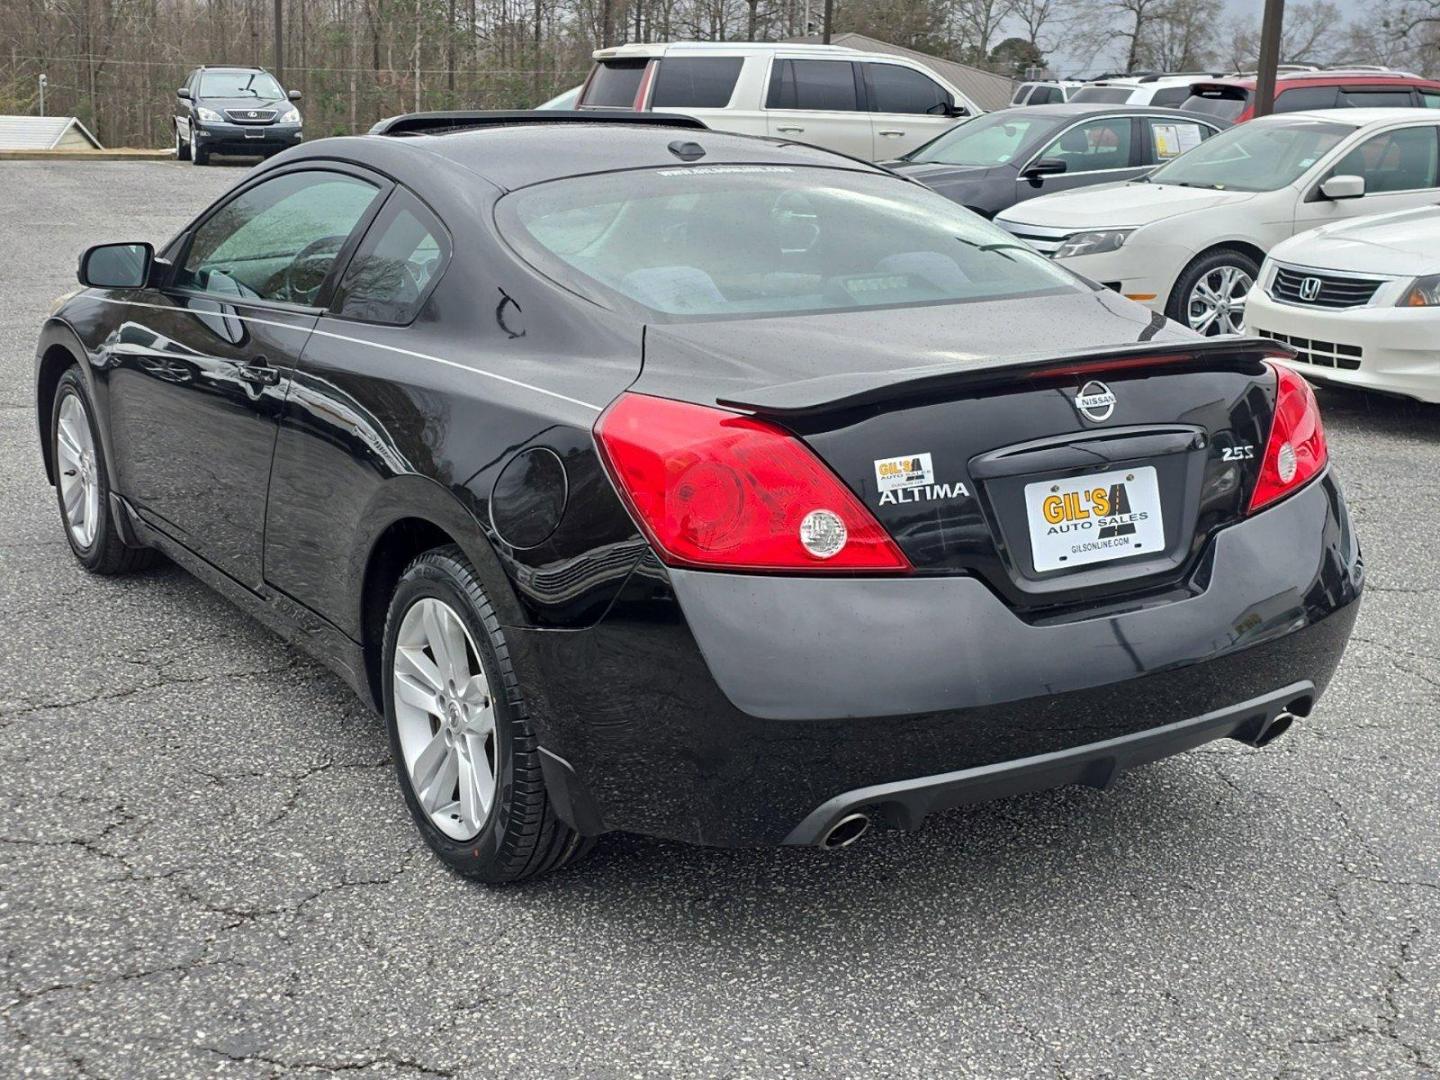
[392,597,497,841]
[56,394,99,549]
[1186,265,1253,336]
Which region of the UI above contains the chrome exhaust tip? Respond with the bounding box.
[1254,711,1296,748]
[820,812,870,850]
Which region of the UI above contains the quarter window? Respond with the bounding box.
[1340,88,1416,108]
[1328,126,1440,194]
[651,58,743,108]
[1147,118,1210,161]
[865,63,949,114]
[177,171,381,304]
[332,189,450,325]
[767,59,858,112]
[1149,86,1191,107]
[1036,118,1133,172]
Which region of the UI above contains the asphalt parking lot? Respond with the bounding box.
[1,159,1438,1079]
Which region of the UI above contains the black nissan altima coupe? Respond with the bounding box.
[35,112,1362,881]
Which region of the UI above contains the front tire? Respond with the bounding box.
[1166,247,1259,337]
[191,138,209,166]
[382,545,592,883]
[175,122,191,162]
[50,369,156,575]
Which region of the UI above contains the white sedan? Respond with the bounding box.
[995,108,1440,336]
[1244,205,1440,403]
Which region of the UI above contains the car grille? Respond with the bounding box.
[1256,329,1362,371]
[995,220,1071,256]
[1269,266,1384,309]
[223,108,277,124]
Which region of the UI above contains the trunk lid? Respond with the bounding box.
[634,292,1286,613]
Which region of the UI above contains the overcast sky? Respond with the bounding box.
[1044,0,1371,75]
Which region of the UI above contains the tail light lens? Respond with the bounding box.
[1249,362,1328,514]
[595,393,910,573]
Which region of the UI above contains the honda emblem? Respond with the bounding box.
[1299,276,1322,302]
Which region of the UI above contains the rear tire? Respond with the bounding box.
[50,369,157,575]
[174,123,191,162]
[382,545,593,883]
[1166,247,1259,337]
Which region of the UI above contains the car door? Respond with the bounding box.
[103,165,387,587]
[262,186,453,628]
[861,61,966,158]
[1293,124,1440,234]
[763,58,872,159]
[1015,116,1145,203]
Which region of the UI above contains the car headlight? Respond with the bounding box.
[195,107,223,124]
[279,106,302,125]
[1055,229,1135,259]
[1398,273,1440,307]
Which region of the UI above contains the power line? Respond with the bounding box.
[7,53,588,76]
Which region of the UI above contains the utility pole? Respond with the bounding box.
[38,74,47,116]
[822,0,833,44]
[273,0,284,83]
[1254,0,1284,117]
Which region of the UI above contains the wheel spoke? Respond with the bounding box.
[1192,307,1220,334]
[395,672,442,717]
[83,481,99,543]
[56,425,82,469]
[420,746,459,813]
[410,726,450,794]
[395,645,443,695]
[457,752,483,830]
[421,601,460,687]
[63,479,84,518]
[464,733,495,816]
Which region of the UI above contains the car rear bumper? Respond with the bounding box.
[515,473,1362,846]
[1246,291,1440,403]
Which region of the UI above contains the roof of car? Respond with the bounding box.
[1254,107,1439,127]
[1006,102,1224,120]
[594,41,862,58]
[1197,72,1440,90]
[366,121,885,191]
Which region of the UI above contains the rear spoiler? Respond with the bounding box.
[715,337,1295,418]
[369,109,707,137]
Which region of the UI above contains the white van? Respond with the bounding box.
[577,41,980,160]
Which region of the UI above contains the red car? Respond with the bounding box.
[1182,70,1440,124]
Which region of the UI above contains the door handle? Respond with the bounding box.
[237,357,281,386]
[879,129,906,137]
[776,126,805,134]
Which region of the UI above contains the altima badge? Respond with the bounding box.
[1074,380,1116,422]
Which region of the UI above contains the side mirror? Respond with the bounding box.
[177,87,191,99]
[1024,158,1068,179]
[949,103,970,118]
[1319,174,1365,200]
[288,89,302,101]
[78,243,154,289]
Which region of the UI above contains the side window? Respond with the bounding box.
[332,189,451,325]
[1037,118,1134,172]
[1423,90,1440,109]
[1328,126,1440,193]
[177,171,381,304]
[1148,118,1210,161]
[1149,86,1191,108]
[1341,88,1417,108]
[1275,85,1339,112]
[1011,85,1033,105]
[866,63,949,114]
[1031,86,1061,105]
[651,57,743,109]
[767,59,858,112]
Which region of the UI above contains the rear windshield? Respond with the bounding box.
[581,59,648,109]
[1069,86,1134,104]
[903,112,1060,166]
[651,57,743,108]
[1148,119,1352,192]
[496,167,1086,321]
[1181,87,1249,121]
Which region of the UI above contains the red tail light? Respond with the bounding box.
[595,393,910,573]
[1249,363,1328,514]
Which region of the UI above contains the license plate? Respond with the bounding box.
[244,130,266,139]
[1024,466,1164,572]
